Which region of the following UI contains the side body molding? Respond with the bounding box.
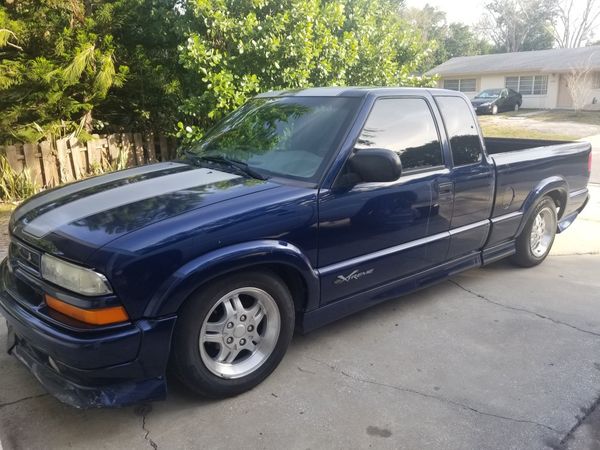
[145,240,320,317]
[515,176,568,236]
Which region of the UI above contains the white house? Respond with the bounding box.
[425,46,600,110]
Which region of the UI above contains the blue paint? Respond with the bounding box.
[0,87,592,408]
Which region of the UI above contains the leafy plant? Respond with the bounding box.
[176,0,437,143]
[0,154,37,202]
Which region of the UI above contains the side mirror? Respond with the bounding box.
[501,91,508,98]
[350,148,402,183]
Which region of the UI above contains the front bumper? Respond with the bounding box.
[0,258,177,408]
[473,104,493,114]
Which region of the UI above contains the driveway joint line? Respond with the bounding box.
[304,356,563,434]
[449,280,600,338]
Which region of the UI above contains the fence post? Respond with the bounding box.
[40,141,59,187]
[5,145,22,172]
[56,138,73,183]
[23,143,43,187]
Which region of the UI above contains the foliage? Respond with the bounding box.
[0,1,129,142]
[401,5,492,71]
[0,154,37,202]
[478,0,555,52]
[177,0,436,142]
[92,0,191,134]
[1,0,436,145]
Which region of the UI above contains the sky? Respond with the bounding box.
[404,0,485,25]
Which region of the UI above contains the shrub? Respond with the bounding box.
[0,154,37,202]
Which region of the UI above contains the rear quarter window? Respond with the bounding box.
[435,96,483,166]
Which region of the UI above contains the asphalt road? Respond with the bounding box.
[0,187,599,450]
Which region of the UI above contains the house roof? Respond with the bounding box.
[425,46,600,77]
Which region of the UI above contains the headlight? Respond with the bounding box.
[41,254,113,296]
[480,102,491,107]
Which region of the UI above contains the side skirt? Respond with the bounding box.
[298,252,482,334]
[481,240,516,265]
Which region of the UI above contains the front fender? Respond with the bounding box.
[516,176,568,236]
[144,240,320,317]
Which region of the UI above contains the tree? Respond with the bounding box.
[401,4,491,71]
[0,1,128,142]
[550,0,600,48]
[92,0,192,134]
[177,0,436,142]
[566,54,597,111]
[478,0,555,52]
[0,0,437,144]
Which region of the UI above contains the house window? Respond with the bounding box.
[505,75,548,95]
[443,79,476,92]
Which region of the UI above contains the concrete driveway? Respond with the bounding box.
[1,187,599,450]
[582,134,600,185]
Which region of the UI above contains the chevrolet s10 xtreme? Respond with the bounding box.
[0,88,592,408]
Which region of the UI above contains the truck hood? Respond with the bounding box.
[9,162,278,262]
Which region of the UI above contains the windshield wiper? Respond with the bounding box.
[185,152,268,180]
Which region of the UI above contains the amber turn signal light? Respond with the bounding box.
[45,294,129,325]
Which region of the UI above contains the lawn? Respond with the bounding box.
[500,109,600,125]
[477,109,600,141]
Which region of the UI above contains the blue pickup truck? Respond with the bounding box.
[0,87,592,408]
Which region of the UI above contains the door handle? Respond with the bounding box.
[437,182,454,202]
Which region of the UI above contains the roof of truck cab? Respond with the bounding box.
[255,87,461,98]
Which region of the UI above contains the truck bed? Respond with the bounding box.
[484,137,591,220]
[484,137,572,154]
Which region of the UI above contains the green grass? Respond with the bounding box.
[479,122,577,141]
[518,110,600,125]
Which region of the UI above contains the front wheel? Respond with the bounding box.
[172,271,295,398]
[511,197,557,267]
[491,105,498,115]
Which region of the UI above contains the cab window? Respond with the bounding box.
[355,98,443,171]
[435,96,483,166]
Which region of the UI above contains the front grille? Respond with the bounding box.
[9,240,42,275]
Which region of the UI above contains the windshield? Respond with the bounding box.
[476,89,502,98]
[187,96,361,182]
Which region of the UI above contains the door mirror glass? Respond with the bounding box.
[350,148,402,183]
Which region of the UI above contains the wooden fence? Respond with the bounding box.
[0,132,179,188]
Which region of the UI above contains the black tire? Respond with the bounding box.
[511,197,557,267]
[171,271,295,398]
[491,104,498,115]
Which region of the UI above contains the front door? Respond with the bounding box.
[317,96,452,305]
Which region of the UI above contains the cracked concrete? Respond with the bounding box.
[135,404,159,450]
[305,355,563,434]
[0,188,598,449]
[448,280,600,338]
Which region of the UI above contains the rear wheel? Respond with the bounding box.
[172,271,295,398]
[511,197,557,267]
[514,103,520,112]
